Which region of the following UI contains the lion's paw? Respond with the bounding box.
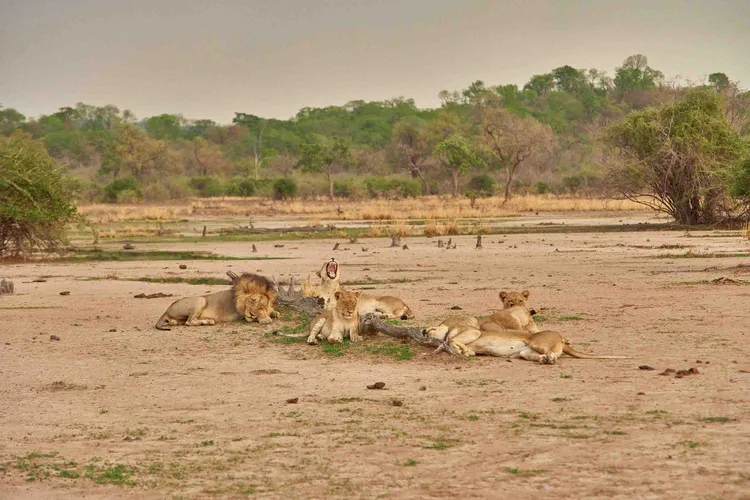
[257,316,273,325]
[270,311,280,319]
[539,354,550,364]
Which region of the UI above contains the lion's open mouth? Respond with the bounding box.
[326,261,338,279]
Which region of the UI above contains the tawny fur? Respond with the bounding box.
[478,290,540,333]
[155,273,278,330]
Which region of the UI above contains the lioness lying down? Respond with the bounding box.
[478,290,540,333]
[424,315,627,364]
[357,294,415,320]
[155,273,278,330]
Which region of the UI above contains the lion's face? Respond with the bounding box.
[317,258,339,280]
[242,293,273,322]
[499,290,530,309]
[334,290,359,319]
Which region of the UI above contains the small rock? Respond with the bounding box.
[639,365,655,371]
[50,335,60,341]
[123,436,141,441]
[109,328,117,333]
[123,243,135,250]
[402,245,409,250]
[418,386,426,391]
[688,367,699,374]
[367,382,386,390]
[286,398,299,404]
[391,399,403,407]
[637,392,646,395]
[32,278,47,283]
[179,264,187,270]
[506,359,512,363]
[59,291,70,296]
[450,306,463,310]
[659,369,676,376]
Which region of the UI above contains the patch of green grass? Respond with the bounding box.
[364,343,414,361]
[560,374,572,379]
[267,307,310,344]
[505,467,545,476]
[532,314,547,323]
[467,415,480,421]
[702,417,733,423]
[552,397,568,402]
[424,440,453,450]
[684,441,700,449]
[85,464,137,486]
[201,440,214,447]
[559,315,586,321]
[132,276,232,286]
[518,412,539,420]
[404,459,418,466]
[61,249,289,262]
[57,469,80,478]
[646,410,668,416]
[322,341,351,357]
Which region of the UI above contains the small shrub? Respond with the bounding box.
[104,177,139,203]
[140,183,171,202]
[333,179,354,198]
[116,189,141,203]
[468,174,495,196]
[224,177,257,197]
[188,176,223,197]
[273,178,297,200]
[535,181,549,194]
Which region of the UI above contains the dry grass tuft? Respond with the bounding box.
[424,220,460,237]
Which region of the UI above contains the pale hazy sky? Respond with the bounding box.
[1,0,748,123]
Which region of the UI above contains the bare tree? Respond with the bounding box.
[480,107,555,203]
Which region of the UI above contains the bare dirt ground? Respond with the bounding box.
[1,213,750,499]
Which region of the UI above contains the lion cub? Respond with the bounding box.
[307,290,361,344]
[478,290,540,333]
[357,294,414,320]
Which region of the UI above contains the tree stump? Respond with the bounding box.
[390,235,401,247]
[0,279,14,295]
[202,225,207,238]
[476,235,483,249]
[437,239,444,248]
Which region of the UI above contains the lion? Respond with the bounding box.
[155,273,278,330]
[305,290,361,344]
[424,316,627,364]
[301,258,341,308]
[357,293,415,320]
[478,290,540,333]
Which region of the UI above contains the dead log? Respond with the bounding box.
[0,279,14,295]
[220,224,337,236]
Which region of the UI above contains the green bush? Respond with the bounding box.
[224,177,257,197]
[535,181,549,195]
[468,174,495,197]
[273,178,297,200]
[104,177,139,203]
[0,134,78,258]
[188,176,223,197]
[333,180,355,198]
[363,176,421,199]
[117,189,141,203]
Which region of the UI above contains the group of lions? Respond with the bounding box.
[154,257,625,364]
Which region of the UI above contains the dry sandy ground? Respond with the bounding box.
[1,222,750,499]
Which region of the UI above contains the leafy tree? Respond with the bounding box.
[0,105,26,135]
[297,137,353,200]
[433,136,484,197]
[273,178,297,199]
[524,74,555,97]
[190,136,228,177]
[604,88,748,224]
[613,54,664,95]
[390,120,432,194]
[480,107,555,203]
[552,65,587,94]
[233,113,267,180]
[708,73,730,92]
[0,134,78,257]
[145,114,184,140]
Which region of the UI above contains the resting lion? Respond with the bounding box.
[301,258,341,308]
[357,294,415,320]
[424,315,627,364]
[155,273,278,330]
[478,290,539,333]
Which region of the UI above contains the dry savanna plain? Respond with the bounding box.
[1,197,749,499]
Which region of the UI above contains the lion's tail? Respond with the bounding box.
[563,345,628,359]
[155,311,172,331]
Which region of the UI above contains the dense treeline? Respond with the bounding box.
[1,54,748,205]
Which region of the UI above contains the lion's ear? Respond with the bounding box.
[522,290,530,299]
[334,291,343,299]
[499,291,508,301]
[316,269,322,278]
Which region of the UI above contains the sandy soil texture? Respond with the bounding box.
[1,221,749,499]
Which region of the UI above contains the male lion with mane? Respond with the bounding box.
[155,273,278,330]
